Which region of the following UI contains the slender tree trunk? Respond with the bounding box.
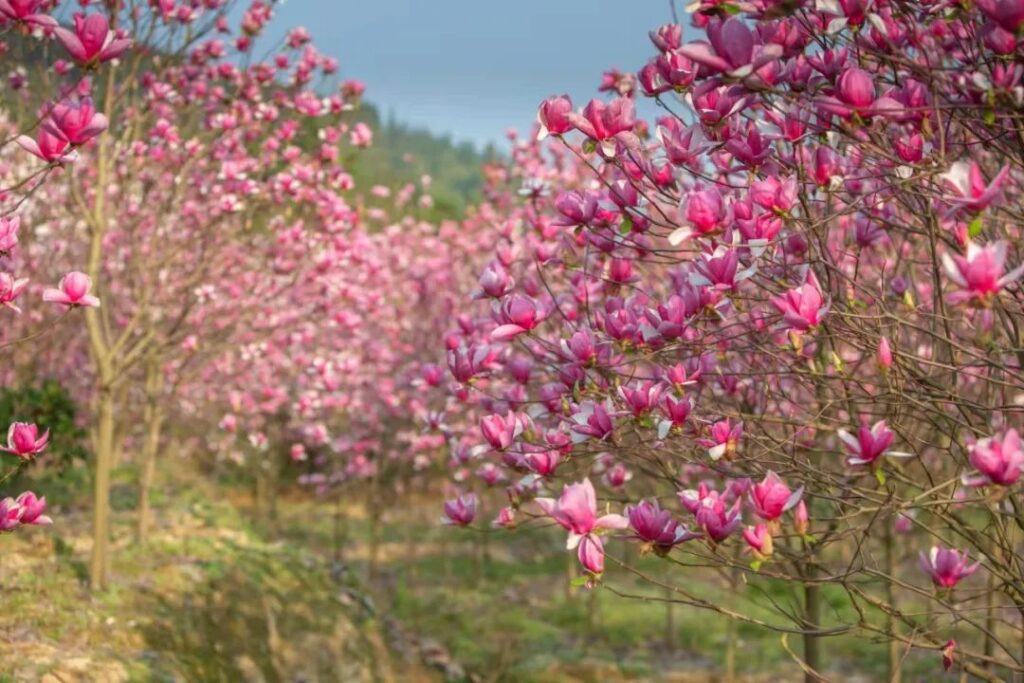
[725,562,740,682]
[664,586,676,652]
[804,581,823,682]
[89,383,115,590]
[137,361,164,544]
[884,527,901,683]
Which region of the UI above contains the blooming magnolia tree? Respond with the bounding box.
[435,1,1024,679]
[0,0,126,544]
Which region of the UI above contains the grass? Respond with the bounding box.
[0,462,958,681]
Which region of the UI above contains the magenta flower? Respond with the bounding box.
[442,493,478,526]
[0,273,29,313]
[940,161,1010,213]
[977,0,1024,30]
[54,13,133,68]
[44,98,108,147]
[537,95,573,139]
[570,401,616,442]
[696,419,743,461]
[16,126,74,164]
[536,478,627,548]
[492,295,543,341]
[676,17,781,79]
[964,429,1024,487]
[479,411,524,450]
[919,546,980,589]
[942,241,1024,306]
[2,422,49,458]
[626,499,700,554]
[771,271,829,333]
[878,337,893,371]
[837,420,910,467]
[679,484,742,543]
[618,381,664,417]
[568,97,635,155]
[43,271,101,308]
[15,492,51,526]
[577,533,606,575]
[0,0,56,26]
[749,471,803,521]
[0,216,20,254]
[0,497,21,532]
[743,524,773,559]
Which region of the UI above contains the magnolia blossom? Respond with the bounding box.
[771,271,829,333]
[55,13,132,68]
[441,493,478,526]
[16,492,51,526]
[743,524,773,560]
[2,422,49,458]
[838,420,911,467]
[919,546,980,588]
[536,479,627,574]
[749,471,803,521]
[940,161,1010,213]
[964,429,1024,487]
[626,499,700,554]
[942,241,1024,306]
[43,271,101,308]
[0,273,29,313]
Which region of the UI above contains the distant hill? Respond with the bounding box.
[348,102,497,220]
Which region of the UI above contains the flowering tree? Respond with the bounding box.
[436,1,1024,679]
[0,0,126,547]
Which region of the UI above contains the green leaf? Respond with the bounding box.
[570,575,590,587]
[582,139,597,154]
[749,560,763,571]
[619,216,633,235]
[968,216,984,238]
[874,469,887,486]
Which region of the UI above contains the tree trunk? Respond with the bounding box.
[803,582,823,683]
[89,384,115,590]
[136,361,164,544]
[885,527,902,683]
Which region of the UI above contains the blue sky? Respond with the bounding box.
[264,1,675,149]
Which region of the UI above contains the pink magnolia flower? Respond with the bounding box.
[942,639,957,671]
[964,429,1024,487]
[492,295,543,340]
[442,493,478,526]
[942,241,1024,306]
[676,17,782,79]
[679,484,742,543]
[0,216,20,254]
[577,533,606,575]
[818,67,903,119]
[2,422,49,458]
[771,271,829,333]
[749,471,803,521]
[568,97,635,155]
[537,95,573,139]
[794,500,809,536]
[536,478,628,552]
[0,0,56,26]
[878,337,893,371]
[743,524,773,559]
[838,420,910,467]
[570,401,616,442]
[16,492,51,525]
[54,13,133,68]
[697,419,743,461]
[626,499,700,554]
[479,411,523,450]
[0,497,21,532]
[44,98,109,146]
[43,271,101,308]
[919,546,980,588]
[16,127,74,164]
[940,161,1010,213]
[0,273,29,313]
[493,506,516,528]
